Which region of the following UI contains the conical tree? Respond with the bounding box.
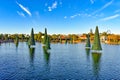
[92,26,102,50]
[14,34,19,47]
[46,36,51,50]
[85,34,91,48]
[30,28,35,46]
[43,28,47,44]
[28,37,31,48]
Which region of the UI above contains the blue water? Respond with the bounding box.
[0,42,120,79]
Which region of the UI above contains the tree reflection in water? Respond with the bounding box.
[85,48,90,61]
[29,48,35,64]
[92,52,102,79]
[43,46,50,64]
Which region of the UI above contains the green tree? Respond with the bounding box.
[85,34,91,48]
[89,29,93,35]
[72,34,78,41]
[92,26,102,50]
[19,34,25,41]
[65,37,67,44]
[43,28,47,44]
[60,36,62,43]
[46,36,51,50]
[4,34,8,41]
[14,34,19,47]
[37,32,42,42]
[70,37,73,44]
[0,34,4,40]
[30,28,35,45]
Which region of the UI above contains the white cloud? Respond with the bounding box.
[92,0,113,15]
[60,1,62,5]
[90,0,94,4]
[70,13,92,19]
[16,1,32,16]
[48,1,58,11]
[45,3,48,6]
[64,16,67,19]
[35,11,40,18]
[100,14,120,21]
[52,1,57,8]
[17,11,25,17]
[94,13,104,18]
[48,7,52,11]
[115,9,120,13]
[70,14,78,19]
[70,13,82,19]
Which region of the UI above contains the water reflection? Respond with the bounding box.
[92,52,102,79]
[15,42,19,48]
[85,49,90,61]
[29,48,35,63]
[43,46,51,75]
[43,46,50,64]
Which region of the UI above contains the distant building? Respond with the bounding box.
[100,35,107,42]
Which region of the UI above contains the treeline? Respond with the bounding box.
[0,34,29,42]
[0,31,120,44]
[0,33,80,43]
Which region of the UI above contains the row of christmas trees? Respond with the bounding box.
[27,28,51,50]
[14,26,102,52]
[85,26,102,52]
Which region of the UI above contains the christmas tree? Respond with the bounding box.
[85,34,91,48]
[92,26,102,50]
[30,28,35,46]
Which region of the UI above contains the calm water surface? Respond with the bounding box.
[0,42,120,79]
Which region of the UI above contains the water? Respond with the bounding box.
[0,42,120,79]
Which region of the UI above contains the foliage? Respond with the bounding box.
[70,37,73,44]
[14,34,19,47]
[46,36,51,50]
[85,34,91,48]
[43,28,47,44]
[34,32,43,42]
[29,28,35,45]
[92,26,102,50]
[65,37,67,44]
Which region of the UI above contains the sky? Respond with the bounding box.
[0,0,120,34]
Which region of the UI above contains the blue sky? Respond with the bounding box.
[0,0,120,34]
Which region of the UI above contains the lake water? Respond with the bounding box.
[0,42,120,79]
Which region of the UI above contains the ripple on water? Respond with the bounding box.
[0,43,120,79]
